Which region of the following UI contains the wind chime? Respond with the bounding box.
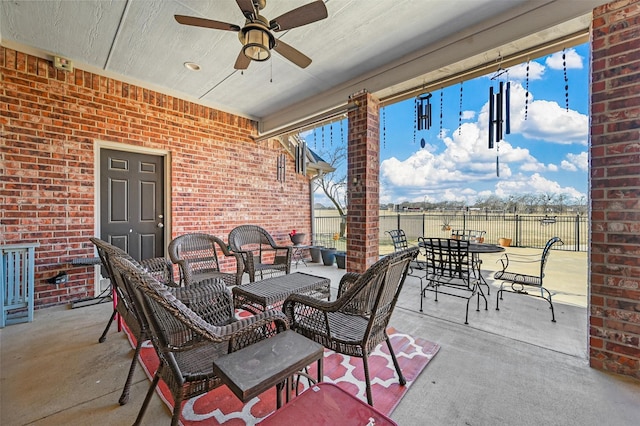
[277,152,286,182]
[458,82,463,136]
[416,93,432,148]
[294,140,306,175]
[488,69,511,177]
[382,106,387,148]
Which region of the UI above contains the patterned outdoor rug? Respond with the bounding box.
[124,324,439,425]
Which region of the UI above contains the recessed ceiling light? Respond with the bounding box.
[184,62,201,71]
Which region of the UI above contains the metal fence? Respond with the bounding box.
[313,212,588,252]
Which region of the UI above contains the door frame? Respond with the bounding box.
[93,140,172,295]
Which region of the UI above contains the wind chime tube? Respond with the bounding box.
[416,99,422,131]
[496,156,500,177]
[428,101,432,128]
[488,86,494,149]
[505,82,511,135]
[302,142,307,175]
[297,143,306,175]
[496,81,503,142]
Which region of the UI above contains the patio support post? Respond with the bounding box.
[589,0,640,380]
[346,90,380,273]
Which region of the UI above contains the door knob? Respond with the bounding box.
[157,223,164,228]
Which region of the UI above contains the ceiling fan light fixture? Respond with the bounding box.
[243,28,271,61]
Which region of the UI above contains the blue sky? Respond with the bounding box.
[304,43,589,207]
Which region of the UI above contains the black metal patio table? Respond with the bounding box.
[466,243,505,294]
[419,240,505,295]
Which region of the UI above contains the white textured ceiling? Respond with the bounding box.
[0,0,603,135]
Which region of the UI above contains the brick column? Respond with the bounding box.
[346,90,380,273]
[590,0,640,380]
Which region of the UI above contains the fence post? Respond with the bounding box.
[397,214,400,231]
[515,214,520,247]
[422,214,425,237]
[575,214,580,252]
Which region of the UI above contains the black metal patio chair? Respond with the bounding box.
[386,229,426,281]
[419,237,487,324]
[494,236,563,322]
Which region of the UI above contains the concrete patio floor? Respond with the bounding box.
[2,248,640,425]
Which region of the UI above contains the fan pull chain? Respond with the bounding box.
[524,60,530,120]
[341,119,345,145]
[439,89,443,137]
[563,48,569,111]
[458,82,463,135]
[314,128,317,148]
[322,125,325,147]
[270,59,273,83]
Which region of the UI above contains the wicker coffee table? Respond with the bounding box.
[233,272,330,314]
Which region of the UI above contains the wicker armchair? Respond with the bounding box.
[283,247,418,406]
[110,256,289,426]
[494,236,563,322]
[168,233,243,287]
[228,225,292,282]
[90,238,177,405]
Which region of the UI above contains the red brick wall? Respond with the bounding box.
[0,47,311,308]
[347,91,380,273]
[590,0,640,380]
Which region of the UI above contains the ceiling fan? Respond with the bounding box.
[175,0,328,70]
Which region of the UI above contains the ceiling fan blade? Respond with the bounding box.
[269,1,328,32]
[236,0,256,20]
[234,51,251,70]
[175,15,240,32]
[273,39,312,68]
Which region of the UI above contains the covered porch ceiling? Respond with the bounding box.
[0,0,603,136]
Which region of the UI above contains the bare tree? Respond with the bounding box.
[314,143,347,236]
[556,193,569,213]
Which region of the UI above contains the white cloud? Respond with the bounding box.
[506,83,588,144]
[546,48,583,70]
[494,173,584,199]
[505,61,545,81]
[562,152,588,171]
[520,161,546,172]
[462,110,476,120]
